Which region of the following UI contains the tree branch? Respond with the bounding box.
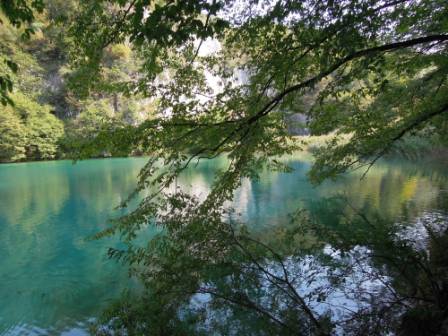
[248,34,448,125]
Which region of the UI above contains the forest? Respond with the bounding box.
[0,0,448,335]
[0,0,157,162]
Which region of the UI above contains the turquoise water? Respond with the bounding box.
[0,156,447,335]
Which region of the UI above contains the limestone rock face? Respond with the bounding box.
[285,113,310,136]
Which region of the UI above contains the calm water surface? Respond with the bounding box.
[0,156,447,335]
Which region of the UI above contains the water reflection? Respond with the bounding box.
[229,157,447,229]
[0,155,447,335]
[0,159,146,335]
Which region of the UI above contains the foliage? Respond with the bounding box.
[0,106,27,161]
[302,197,448,335]
[0,0,44,105]
[0,2,67,162]
[68,0,448,186]
[0,0,151,162]
[65,0,448,334]
[0,92,64,162]
[90,194,448,335]
[0,0,447,334]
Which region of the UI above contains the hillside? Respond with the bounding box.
[0,0,155,163]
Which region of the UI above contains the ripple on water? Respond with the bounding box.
[1,319,93,336]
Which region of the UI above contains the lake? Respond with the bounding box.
[0,155,447,335]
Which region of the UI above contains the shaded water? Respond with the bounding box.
[0,155,447,335]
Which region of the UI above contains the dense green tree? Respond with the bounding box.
[0,106,27,161]
[0,92,64,162]
[20,103,65,160]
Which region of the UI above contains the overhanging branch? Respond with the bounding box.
[248,34,448,124]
